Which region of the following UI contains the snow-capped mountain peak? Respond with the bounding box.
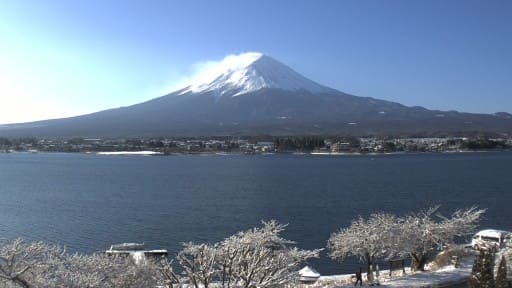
[180,52,331,96]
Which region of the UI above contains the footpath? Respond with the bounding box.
[379,257,472,287]
[295,256,473,288]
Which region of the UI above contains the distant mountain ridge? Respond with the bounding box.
[1,52,511,138]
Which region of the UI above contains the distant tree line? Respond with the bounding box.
[273,136,325,151]
[461,138,508,150]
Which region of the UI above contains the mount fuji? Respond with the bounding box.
[1,52,511,138]
[179,52,332,97]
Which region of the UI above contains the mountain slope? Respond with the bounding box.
[180,52,333,96]
[1,52,511,138]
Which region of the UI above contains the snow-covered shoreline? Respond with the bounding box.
[89,150,504,157]
[291,256,473,287]
[95,151,163,156]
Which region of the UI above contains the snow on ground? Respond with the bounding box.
[96,151,162,156]
[291,256,473,288]
[379,257,473,287]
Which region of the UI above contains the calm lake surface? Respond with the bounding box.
[0,152,511,274]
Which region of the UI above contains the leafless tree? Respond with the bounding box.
[172,220,321,288]
[0,238,161,288]
[155,258,182,288]
[399,206,485,271]
[0,238,64,288]
[0,221,319,287]
[176,242,218,288]
[328,206,485,274]
[48,253,160,288]
[218,220,321,288]
[327,213,400,279]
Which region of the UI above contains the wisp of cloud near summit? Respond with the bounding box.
[160,52,264,94]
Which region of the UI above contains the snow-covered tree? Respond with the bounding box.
[437,207,485,244]
[217,220,321,288]
[470,248,495,288]
[172,220,320,288]
[176,242,218,288]
[399,206,485,271]
[328,213,401,278]
[154,258,182,288]
[0,238,162,288]
[48,253,160,288]
[495,255,508,288]
[0,221,318,287]
[328,206,485,273]
[0,238,64,288]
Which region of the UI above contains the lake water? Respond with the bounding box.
[0,152,511,275]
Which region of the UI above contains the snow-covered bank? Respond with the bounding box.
[290,256,473,288]
[381,256,473,287]
[96,151,162,156]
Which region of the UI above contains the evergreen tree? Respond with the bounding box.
[495,255,509,288]
[470,249,495,288]
[470,250,484,288]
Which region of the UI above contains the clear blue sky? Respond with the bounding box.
[0,0,511,124]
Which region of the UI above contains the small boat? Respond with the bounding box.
[109,243,145,251]
[105,243,167,263]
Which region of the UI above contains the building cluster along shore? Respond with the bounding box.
[0,135,511,155]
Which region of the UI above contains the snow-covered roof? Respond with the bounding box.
[475,229,511,238]
[299,266,321,278]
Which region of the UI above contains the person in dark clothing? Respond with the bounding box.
[355,267,362,286]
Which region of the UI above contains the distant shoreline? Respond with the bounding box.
[92,149,510,156]
[2,149,511,157]
[1,149,511,156]
[95,151,163,156]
